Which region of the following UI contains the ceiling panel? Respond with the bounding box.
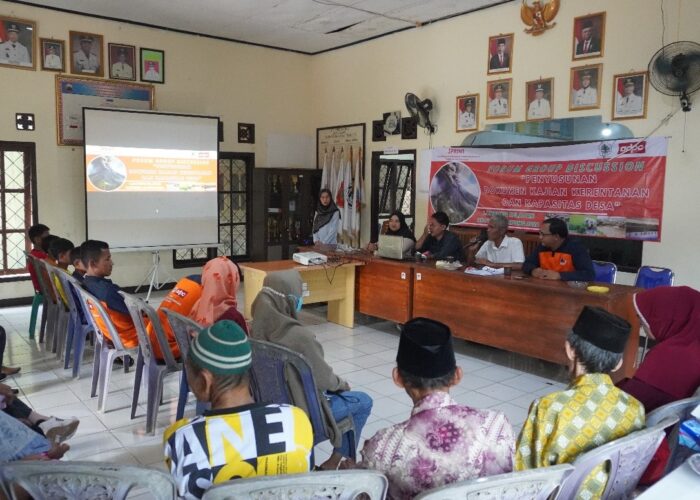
[15,0,512,54]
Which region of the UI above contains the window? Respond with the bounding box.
[371,151,416,242]
[0,142,37,278]
[173,153,252,268]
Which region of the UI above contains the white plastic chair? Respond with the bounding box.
[415,464,574,499]
[0,461,176,500]
[201,470,388,500]
[646,396,700,474]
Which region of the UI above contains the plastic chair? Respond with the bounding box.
[592,260,617,284]
[646,396,700,474]
[248,338,357,461]
[201,470,388,500]
[25,254,55,344]
[55,273,95,377]
[24,251,44,340]
[44,263,74,361]
[120,291,183,435]
[161,308,202,420]
[72,286,138,412]
[415,464,574,500]
[634,266,674,289]
[0,461,176,500]
[556,416,679,500]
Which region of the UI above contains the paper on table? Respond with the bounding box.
[464,266,504,276]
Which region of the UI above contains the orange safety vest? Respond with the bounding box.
[538,251,576,273]
[150,277,203,360]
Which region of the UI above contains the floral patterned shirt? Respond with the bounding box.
[360,391,515,499]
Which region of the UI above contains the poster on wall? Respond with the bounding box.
[428,138,668,241]
[55,75,154,145]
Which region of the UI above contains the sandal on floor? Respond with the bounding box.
[1,366,21,376]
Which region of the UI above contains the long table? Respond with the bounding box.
[352,255,640,380]
[239,260,363,328]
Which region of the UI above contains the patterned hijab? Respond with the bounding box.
[633,286,700,399]
[189,257,240,326]
[313,188,340,234]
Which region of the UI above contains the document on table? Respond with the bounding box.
[464,266,504,276]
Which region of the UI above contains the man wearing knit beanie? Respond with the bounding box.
[358,318,514,499]
[164,320,313,500]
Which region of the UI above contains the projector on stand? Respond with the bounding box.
[293,251,328,266]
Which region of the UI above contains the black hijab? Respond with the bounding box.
[385,211,416,241]
[313,188,340,234]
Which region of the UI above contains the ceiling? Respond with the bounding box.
[13,0,512,54]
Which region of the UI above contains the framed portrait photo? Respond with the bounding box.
[0,16,36,70]
[40,38,65,72]
[570,64,602,110]
[383,111,401,136]
[456,93,479,132]
[486,79,511,119]
[612,71,649,120]
[526,78,553,122]
[487,33,513,75]
[108,43,136,81]
[140,48,164,84]
[69,31,104,77]
[572,12,605,61]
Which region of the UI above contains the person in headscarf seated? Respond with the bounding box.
[617,286,700,411]
[164,320,313,499]
[366,211,416,252]
[250,269,373,470]
[312,188,341,245]
[189,256,247,334]
[358,318,514,499]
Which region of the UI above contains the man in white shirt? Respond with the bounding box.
[144,61,160,81]
[0,24,31,66]
[474,214,525,269]
[458,98,476,129]
[573,71,598,107]
[527,84,551,120]
[43,44,62,69]
[616,78,643,116]
[73,36,99,73]
[488,84,508,116]
[111,48,133,79]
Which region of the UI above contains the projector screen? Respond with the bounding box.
[83,108,219,250]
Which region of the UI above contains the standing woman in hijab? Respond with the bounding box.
[313,189,341,245]
[617,286,700,411]
[250,270,373,470]
[366,211,416,252]
[189,257,248,334]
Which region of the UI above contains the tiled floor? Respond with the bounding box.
[0,291,569,474]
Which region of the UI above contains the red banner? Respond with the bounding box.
[428,138,667,241]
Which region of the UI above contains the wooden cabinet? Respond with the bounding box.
[356,260,413,324]
[251,169,321,261]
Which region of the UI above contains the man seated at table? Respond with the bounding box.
[516,306,644,499]
[415,211,465,262]
[474,214,524,269]
[522,217,595,281]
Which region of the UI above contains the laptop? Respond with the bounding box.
[377,235,414,260]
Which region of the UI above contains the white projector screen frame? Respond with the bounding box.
[83,108,220,251]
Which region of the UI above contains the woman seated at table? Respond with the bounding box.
[415,211,465,262]
[617,285,700,412]
[313,189,341,245]
[366,211,415,252]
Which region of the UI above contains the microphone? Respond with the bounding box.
[466,229,488,247]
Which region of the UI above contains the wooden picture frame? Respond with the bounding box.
[238,123,255,143]
[486,79,512,119]
[612,71,649,120]
[108,43,136,81]
[69,31,104,77]
[526,78,554,122]
[570,64,602,111]
[401,116,417,139]
[487,33,513,75]
[140,47,165,84]
[316,123,366,182]
[40,38,65,72]
[55,75,154,146]
[572,12,605,61]
[456,93,479,132]
[0,16,36,70]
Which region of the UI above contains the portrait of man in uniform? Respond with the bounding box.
[140,48,165,83]
[40,38,65,72]
[526,78,553,121]
[109,43,135,80]
[613,72,648,120]
[570,65,602,110]
[70,31,104,77]
[486,79,511,119]
[0,17,36,70]
[456,94,479,132]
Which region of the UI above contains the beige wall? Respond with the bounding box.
[1,0,699,300]
[0,1,312,299]
[309,0,700,288]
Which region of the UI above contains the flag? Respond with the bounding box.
[342,149,353,237]
[351,148,362,242]
[320,151,329,190]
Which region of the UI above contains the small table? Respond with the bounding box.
[240,259,364,328]
[637,455,700,499]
